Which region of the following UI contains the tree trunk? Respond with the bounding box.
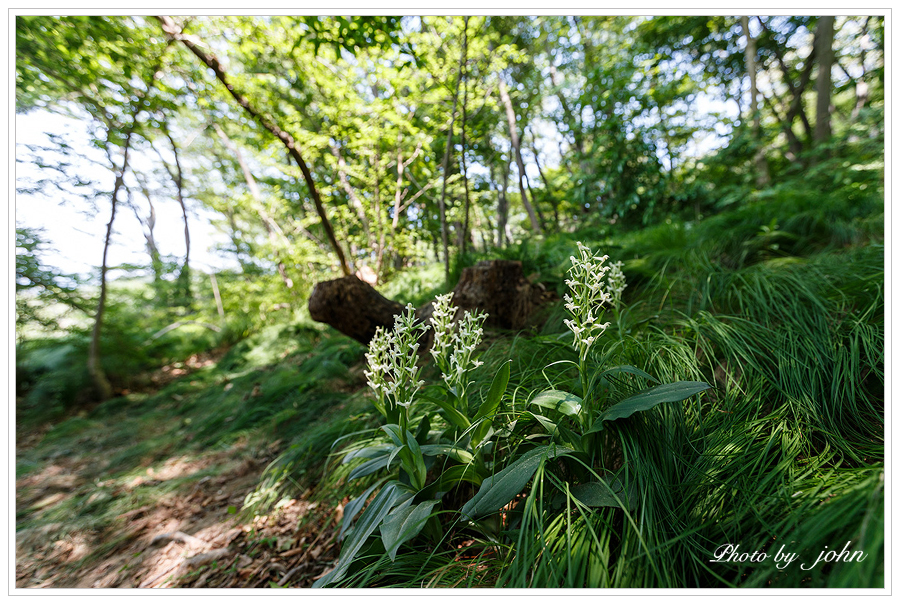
[436,18,468,282]
[757,17,815,145]
[331,143,372,245]
[162,127,192,306]
[373,152,387,281]
[157,15,351,276]
[497,153,510,248]
[815,16,835,146]
[742,16,770,187]
[309,260,551,346]
[130,179,163,283]
[530,141,560,227]
[89,130,134,401]
[459,30,471,257]
[498,78,542,234]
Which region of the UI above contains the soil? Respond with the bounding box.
[15,348,345,590]
[14,441,344,589]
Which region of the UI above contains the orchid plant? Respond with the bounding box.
[460,242,711,522]
[315,296,509,587]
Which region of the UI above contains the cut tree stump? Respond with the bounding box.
[308,260,551,346]
[307,274,405,345]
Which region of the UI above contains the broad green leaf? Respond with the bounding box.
[342,443,393,465]
[381,499,440,561]
[475,360,511,421]
[599,365,659,384]
[471,361,511,447]
[405,429,428,488]
[530,389,583,416]
[588,381,712,433]
[381,424,404,447]
[433,463,483,494]
[313,481,413,588]
[568,480,626,509]
[339,479,386,540]
[460,444,574,520]
[414,413,431,444]
[527,411,558,436]
[421,394,471,430]
[348,451,393,481]
[420,444,474,465]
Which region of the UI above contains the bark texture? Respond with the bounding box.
[308,260,551,346]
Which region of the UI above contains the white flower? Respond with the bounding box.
[365,305,429,412]
[428,293,488,395]
[606,261,627,306]
[564,242,618,360]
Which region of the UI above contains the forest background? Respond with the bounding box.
[13,10,887,590]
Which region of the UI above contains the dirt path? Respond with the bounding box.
[15,434,343,589]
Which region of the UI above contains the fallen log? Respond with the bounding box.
[308,260,551,346]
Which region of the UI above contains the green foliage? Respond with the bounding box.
[15,14,883,590]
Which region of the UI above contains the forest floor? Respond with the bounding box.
[15,440,342,588]
[14,336,364,589]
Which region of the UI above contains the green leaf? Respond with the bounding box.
[404,429,428,488]
[381,424,404,447]
[421,394,471,430]
[460,445,574,520]
[348,452,393,481]
[474,360,511,421]
[414,413,431,444]
[342,443,394,464]
[530,389,583,416]
[432,463,483,493]
[313,481,413,588]
[568,480,626,509]
[588,381,712,433]
[339,479,385,540]
[419,444,474,465]
[380,499,440,561]
[599,365,659,384]
[527,411,558,436]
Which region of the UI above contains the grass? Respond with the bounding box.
[305,184,883,589]
[15,320,371,570]
[16,179,884,589]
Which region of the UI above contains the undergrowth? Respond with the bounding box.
[16,182,884,589]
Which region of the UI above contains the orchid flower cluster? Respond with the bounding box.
[606,260,627,307]
[365,304,428,413]
[430,293,487,398]
[563,242,614,362]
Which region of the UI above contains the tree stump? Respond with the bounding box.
[308,260,549,346]
[308,275,405,345]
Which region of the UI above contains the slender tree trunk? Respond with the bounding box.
[161,127,192,305]
[497,153,510,248]
[436,17,468,282]
[742,16,771,187]
[459,30,471,257]
[89,130,134,401]
[214,124,295,294]
[130,181,163,283]
[157,15,351,276]
[498,78,542,234]
[530,141,560,227]
[373,153,387,281]
[761,93,804,162]
[815,16,835,146]
[757,17,815,144]
[209,272,225,320]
